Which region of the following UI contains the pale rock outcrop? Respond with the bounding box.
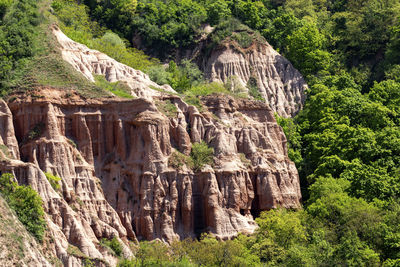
[51,26,175,99]
[199,41,307,117]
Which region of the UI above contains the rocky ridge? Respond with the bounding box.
[196,33,307,117]
[0,27,302,266]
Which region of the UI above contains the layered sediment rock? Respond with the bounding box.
[0,89,300,264]
[197,38,307,117]
[0,27,301,266]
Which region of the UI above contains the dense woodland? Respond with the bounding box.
[1,0,400,266]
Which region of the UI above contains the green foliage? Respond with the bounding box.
[67,244,87,258]
[0,0,40,93]
[187,82,229,97]
[44,172,61,191]
[53,0,158,73]
[133,241,172,266]
[286,20,331,77]
[94,75,133,99]
[100,237,123,257]
[190,141,214,171]
[0,0,12,18]
[247,76,264,101]
[0,173,46,242]
[275,115,302,166]
[239,153,251,168]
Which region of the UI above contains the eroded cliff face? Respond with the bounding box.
[0,88,301,264]
[0,26,301,266]
[197,40,307,118]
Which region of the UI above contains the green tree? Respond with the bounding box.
[190,141,214,171]
[286,20,331,76]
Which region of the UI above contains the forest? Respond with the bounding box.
[0,0,400,266]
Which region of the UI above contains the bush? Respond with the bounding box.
[0,173,46,242]
[146,65,171,86]
[187,82,229,96]
[44,172,61,191]
[247,77,264,101]
[101,236,123,257]
[190,141,214,171]
[53,0,158,73]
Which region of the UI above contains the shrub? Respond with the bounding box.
[247,77,264,101]
[183,95,204,111]
[44,172,61,191]
[147,65,171,86]
[190,141,214,171]
[28,122,44,140]
[101,236,123,257]
[232,31,253,48]
[0,173,46,242]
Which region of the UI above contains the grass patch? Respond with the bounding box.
[247,77,264,101]
[0,144,11,159]
[67,244,87,258]
[94,75,133,99]
[44,172,61,191]
[169,150,194,170]
[0,0,109,98]
[67,138,77,148]
[239,153,252,168]
[187,82,230,96]
[156,99,178,117]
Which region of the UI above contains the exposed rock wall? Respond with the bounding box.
[199,42,307,117]
[0,27,301,266]
[1,90,300,250]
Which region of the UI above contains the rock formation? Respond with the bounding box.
[0,27,302,265]
[195,31,307,117]
[52,26,175,99]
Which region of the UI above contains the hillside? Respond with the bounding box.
[0,0,400,266]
